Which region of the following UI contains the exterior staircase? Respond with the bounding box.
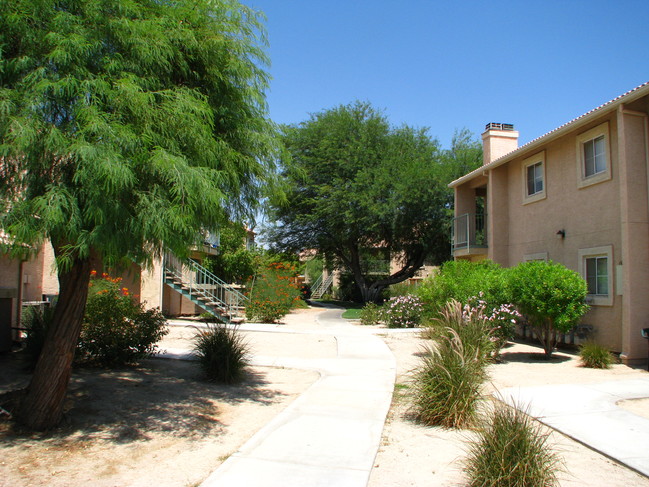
[310,272,334,299]
[163,254,248,324]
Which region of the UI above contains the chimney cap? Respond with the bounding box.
[485,122,515,131]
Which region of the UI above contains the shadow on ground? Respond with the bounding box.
[0,352,287,445]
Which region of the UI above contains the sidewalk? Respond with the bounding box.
[193,308,397,487]
[499,378,649,477]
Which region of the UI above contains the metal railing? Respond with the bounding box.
[452,212,487,251]
[163,253,248,322]
[311,272,334,299]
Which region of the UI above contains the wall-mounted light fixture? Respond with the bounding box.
[556,229,566,239]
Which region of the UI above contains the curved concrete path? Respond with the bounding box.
[167,307,397,487]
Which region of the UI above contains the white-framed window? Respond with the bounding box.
[576,122,611,188]
[578,245,613,306]
[522,152,546,204]
[523,252,548,262]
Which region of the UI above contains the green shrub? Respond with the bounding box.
[193,322,250,383]
[246,262,301,323]
[412,327,488,428]
[359,302,383,325]
[508,261,589,358]
[579,342,615,369]
[384,294,423,328]
[416,260,510,319]
[464,401,563,487]
[77,273,168,366]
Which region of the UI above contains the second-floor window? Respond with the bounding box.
[584,135,606,177]
[577,122,611,188]
[527,162,544,196]
[522,151,546,204]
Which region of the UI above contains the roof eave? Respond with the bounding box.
[449,81,649,188]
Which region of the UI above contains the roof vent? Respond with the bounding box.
[485,122,515,131]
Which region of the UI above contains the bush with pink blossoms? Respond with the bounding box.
[384,294,424,328]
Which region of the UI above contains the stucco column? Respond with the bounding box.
[617,107,649,363]
[486,166,510,266]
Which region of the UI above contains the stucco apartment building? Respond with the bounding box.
[450,81,649,364]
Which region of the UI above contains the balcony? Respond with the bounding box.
[452,212,488,258]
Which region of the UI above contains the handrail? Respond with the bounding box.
[163,253,248,322]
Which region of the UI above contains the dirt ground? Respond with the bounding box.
[2,306,649,486]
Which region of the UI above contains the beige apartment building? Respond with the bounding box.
[450,81,649,364]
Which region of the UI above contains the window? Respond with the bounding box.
[585,256,608,295]
[577,122,611,188]
[527,162,544,195]
[523,252,548,262]
[583,135,606,177]
[522,151,546,204]
[578,245,613,306]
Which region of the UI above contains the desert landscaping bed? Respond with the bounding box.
[2,307,649,486]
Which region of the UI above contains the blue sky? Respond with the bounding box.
[241,0,649,148]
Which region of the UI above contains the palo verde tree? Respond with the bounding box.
[0,0,276,429]
[269,101,456,303]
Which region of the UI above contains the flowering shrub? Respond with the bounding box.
[78,272,168,366]
[245,263,301,323]
[464,292,521,351]
[384,294,423,328]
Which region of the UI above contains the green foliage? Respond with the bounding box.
[78,273,168,366]
[245,262,301,323]
[416,260,509,318]
[269,101,466,303]
[359,302,383,325]
[508,261,589,358]
[0,0,277,266]
[412,328,488,428]
[579,342,615,369]
[204,223,256,284]
[464,402,562,487]
[384,294,423,328]
[193,322,250,384]
[21,306,55,366]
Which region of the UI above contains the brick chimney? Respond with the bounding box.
[481,123,519,165]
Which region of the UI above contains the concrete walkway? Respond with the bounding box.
[499,378,649,477]
[167,307,397,487]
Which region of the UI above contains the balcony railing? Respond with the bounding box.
[452,212,487,252]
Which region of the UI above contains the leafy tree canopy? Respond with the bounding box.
[268,101,476,302]
[0,0,276,429]
[0,0,276,266]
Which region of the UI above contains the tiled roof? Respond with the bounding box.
[449,81,649,188]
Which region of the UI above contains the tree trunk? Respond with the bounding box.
[18,254,93,430]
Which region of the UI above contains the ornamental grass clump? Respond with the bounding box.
[426,299,499,365]
[464,401,563,487]
[412,329,488,428]
[384,294,423,328]
[579,342,615,369]
[193,321,250,384]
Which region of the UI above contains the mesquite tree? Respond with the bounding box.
[268,102,465,303]
[0,0,276,429]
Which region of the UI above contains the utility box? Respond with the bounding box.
[0,288,17,352]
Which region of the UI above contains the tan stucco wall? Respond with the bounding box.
[487,113,626,352]
[469,104,649,361]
